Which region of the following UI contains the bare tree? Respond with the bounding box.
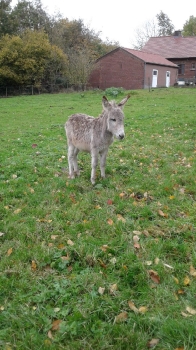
[132,19,158,49]
[66,49,95,90]
[132,11,174,49]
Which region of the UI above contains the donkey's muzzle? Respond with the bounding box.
[118,133,125,140]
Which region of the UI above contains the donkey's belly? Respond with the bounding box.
[74,140,91,152]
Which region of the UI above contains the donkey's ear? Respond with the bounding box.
[118,94,130,108]
[102,95,110,108]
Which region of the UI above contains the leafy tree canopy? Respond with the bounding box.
[182,16,196,36]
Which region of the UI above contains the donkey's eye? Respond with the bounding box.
[110,118,116,122]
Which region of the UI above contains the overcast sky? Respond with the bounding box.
[12,0,195,47]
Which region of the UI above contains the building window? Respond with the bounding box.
[191,63,195,70]
[178,64,185,75]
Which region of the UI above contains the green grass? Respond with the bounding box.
[0,88,196,349]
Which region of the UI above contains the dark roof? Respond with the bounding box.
[142,36,196,59]
[122,48,177,67]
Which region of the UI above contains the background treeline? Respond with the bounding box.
[0,0,118,90]
[1,0,196,93]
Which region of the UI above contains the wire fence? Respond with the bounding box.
[0,83,92,97]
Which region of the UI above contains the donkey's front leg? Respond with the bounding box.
[100,149,108,179]
[91,149,99,185]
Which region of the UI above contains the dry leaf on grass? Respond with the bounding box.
[7,248,13,256]
[107,218,113,225]
[114,311,128,323]
[117,214,126,223]
[158,209,168,218]
[147,338,160,348]
[67,239,74,246]
[98,287,105,295]
[128,301,139,313]
[0,232,5,237]
[110,283,118,294]
[186,306,196,315]
[190,265,196,277]
[148,270,160,284]
[183,276,190,286]
[31,260,37,271]
[51,319,62,331]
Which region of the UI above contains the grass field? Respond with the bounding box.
[0,88,196,350]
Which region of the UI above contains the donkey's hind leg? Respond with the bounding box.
[73,147,80,176]
[68,144,78,178]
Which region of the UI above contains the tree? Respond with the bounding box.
[66,49,95,89]
[0,0,13,36]
[156,11,174,36]
[11,0,51,35]
[133,19,158,49]
[182,16,196,36]
[0,30,68,86]
[133,11,174,49]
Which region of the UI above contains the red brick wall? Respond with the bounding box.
[88,48,178,89]
[89,49,145,90]
[171,58,196,82]
[145,64,178,88]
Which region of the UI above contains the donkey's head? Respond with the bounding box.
[102,95,130,140]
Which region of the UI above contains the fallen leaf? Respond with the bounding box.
[107,199,113,205]
[133,235,140,243]
[51,319,62,331]
[138,306,148,314]
[110,283,118,294]
[148,270,160,284]
[181,312,192,318]
[110,257,117,264]
[147,338,160,348]
[133,230,142,235]
[186,306,196,315]
[174,347,184,350]
[107,218,113,225]
[128,301,139,313]
[117,214,126,223]
[61,255,70,261]
[184,276,190,286]
[0,232,5,237]
[98,258,107,269]
[31,260,37,271]
[32,143,37,148]
[100,245,110,252]
[154,257,160,265]
[14,208,22,214]
[162,263,174,269]
[114,311,128,323]
[7,248,13,256]
[177,289,185,295]
[133,242,140,249]
[67,239,74,246]
[173,277,179,284]
[47,330,53,339]
[51,235,59,240]
[145,261,153,266]
[119,192,125,198]
[98,287,105,295]
[190,265,196,277]
[158,209,168,218]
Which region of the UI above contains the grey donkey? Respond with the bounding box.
[65,94,130,184]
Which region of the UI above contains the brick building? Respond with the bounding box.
[143,31,196,85]
[88,47,178,90]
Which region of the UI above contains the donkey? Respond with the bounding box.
[65,94,130,184]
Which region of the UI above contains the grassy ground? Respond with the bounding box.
[0,88,196,350]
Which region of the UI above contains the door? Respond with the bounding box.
[166,71,170,87]
[152,70,158,87]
